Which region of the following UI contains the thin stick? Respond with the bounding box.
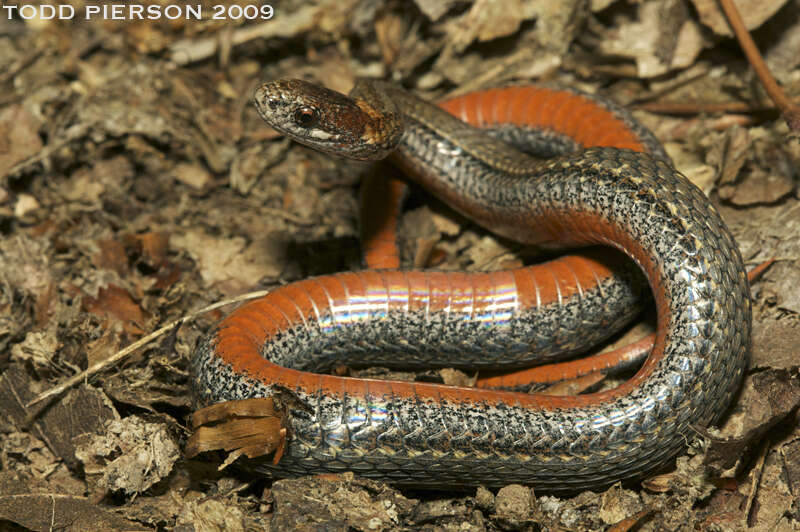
[0,47,44,84]
[744,438,770,527]
[718,0,800,131]
[25,290,271,408]
[633,100,784,114]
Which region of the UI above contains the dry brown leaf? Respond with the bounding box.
[783,435,800,497]
[171,230,259,289]
[438,368,475,387]
[597,0,706,78]
[62,169,106,206]
[92,238,129,277]
[0,104,43,179]
[715,128,796,206]
[74,416,180,497]
[435,0,536,65]
[719,167,795,206]
[463,236,520,271]
[708,126,751,187]
[764,6,800,76]
[229,140,287,195]
[707,369,800,473]
[133,231,170,267]
[598,488,645,527]
[152,260,183,292]
[0,234,53,300]
[770,261,800,314]
[270,473,417,531]
[176,497,249,532]
[413,0,462,21]
[745,436,797,529]
[0,366,118,470]
[172,162,213,191]
[10,327,59,369]
[83,284,150,335]
[751,319,800,370]
[84,329,122,371]
[690,0,789,36]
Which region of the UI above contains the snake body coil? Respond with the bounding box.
[191,79,751,492]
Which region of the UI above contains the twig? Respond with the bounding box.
[629,64,712,105]
[607,507,655,532]
[718,0,800,131]
[0,94,25,107]
[744,438,770,527]
[25,290,271,409]
[2,125,88,182]
[259,206,314,226]
[0,46,44,84]
[633,100,784,115]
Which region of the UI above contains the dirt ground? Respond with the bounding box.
[1,0,799,530]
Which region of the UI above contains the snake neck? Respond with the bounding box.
[357,80,544,176]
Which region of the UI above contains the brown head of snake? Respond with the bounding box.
[253,78,404,160]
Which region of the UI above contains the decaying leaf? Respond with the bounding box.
[0,104,43,179]
[690,0,790,36]
[74,416,180,497]
[83,284,150,335]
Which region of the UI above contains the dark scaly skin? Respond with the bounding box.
[191,79,751,492]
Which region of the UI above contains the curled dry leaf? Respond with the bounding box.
[708,126,751,188]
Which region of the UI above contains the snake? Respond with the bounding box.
[190,78,751,492]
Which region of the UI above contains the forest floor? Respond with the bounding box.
[1,1,799,530]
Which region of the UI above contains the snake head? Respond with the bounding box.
[254,79,403,161]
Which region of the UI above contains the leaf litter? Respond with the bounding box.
[1,0,799,529]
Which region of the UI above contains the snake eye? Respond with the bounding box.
[294,106,318,128]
